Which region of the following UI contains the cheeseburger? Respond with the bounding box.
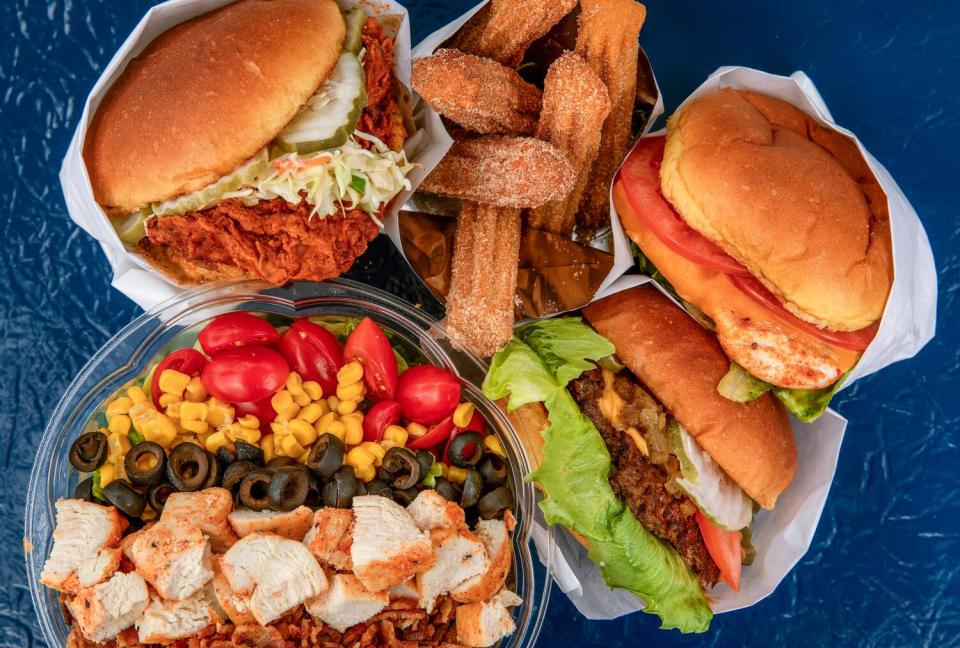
[484,285,797,632]
[614,89,893,421]
[85,0,414,285]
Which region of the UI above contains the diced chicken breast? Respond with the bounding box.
[228,506,313,541]
[119,522,154,563]
[452,519,512,603]
[388,578,420,602]
[161,488,238,552]
[41,499,127,593]
[137,584,223,644]
[302,508,354,571]
[130,517,213,601]
[211,555,257,626]
[456,592,519,648]
[407,489,466,531]
[416,527,487,612]
[306,573,389,633]
[221,532,328,625]
[351,496,435,592]
[66,571,149,643]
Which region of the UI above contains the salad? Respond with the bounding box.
[42,313,521,647]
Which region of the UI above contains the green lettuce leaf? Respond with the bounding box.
[484,337,559,411]
[514,318,615,388]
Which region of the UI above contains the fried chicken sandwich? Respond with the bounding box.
[85,0,414,285]
[484,284,797,632]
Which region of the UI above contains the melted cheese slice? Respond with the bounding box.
[597,369,649,457]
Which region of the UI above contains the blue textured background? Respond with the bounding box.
[3,1,958,646]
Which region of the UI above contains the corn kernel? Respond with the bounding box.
[159,393,182,408]
[196,430,214,447]
[345,446,375,468]
[407,422,428,439]
[184,377,208,403]
[275,403,301,422]
[231,426,261,445]
[355,463,376,482]
[140,411,178,448]
[140,508,158,522]
[158,369,190,396]
[238,414,260,429]
[205,399,234,427]
[280,434,306,458]
[179,401,208,422]
[325,420,347,442]
[336,381,364,402]
[100,463,117,487]
[447,465,468,484]
[484,435,506,458]
[302,381,323,401]
[294,391,312,407]
[380,440,397,450]
[127,386,148,405]
[299,403,325,424]
[337,399,358,415]
[383,425,408,447]
[261,435,277,462]
[289,419,318,446]
[326,395,340,411]
[271,390,294,414]
[360,442,386,466]
[297,449,311,465]
[285,372,304,396]
[342,415,363,446]
[438,463,449,479]
[316,411,338,431]
[164,401,182,419]
[205,431,230,453]
[337,361,364,386]
[180,419,209,435]
[106,397,133,417]
[453,402,476,429]
[108,414,132,436]
[107,431,131,458]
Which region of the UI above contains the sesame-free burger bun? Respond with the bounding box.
[583,284,797,509]
[84,0,346,217]
[660,88,892,332]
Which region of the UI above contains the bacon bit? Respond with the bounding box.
[272,155,332,174]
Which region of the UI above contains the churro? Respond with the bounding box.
[446,201,521,357]
[575,0,647,229]
[421,136,575,208]
[450,0,578,67]
[527,52,610,235]
[411,49,542,135]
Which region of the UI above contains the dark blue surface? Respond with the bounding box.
[2,1,957,646]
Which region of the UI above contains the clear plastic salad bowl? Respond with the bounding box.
[25,279,553,647]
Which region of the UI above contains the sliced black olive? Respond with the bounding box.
[382,447,421,490]
[354,481,368,497]
[124,442,167,487]
[147,483,176,513]
[221,460,257,493]
[461,470,483,508]
[434,477,460,503]
[266,456,297,470]
[322,466,358,508]
[392,487,418,506]
[103,480,147,518]
[238,470,273,511]
[203,452,223,489]
[477,486,514,520]
[166,443,210,492]
[304,472,322,508]
[365,479,393,499]
[122,516,145,535]
[415,450,435,479]
[268,468,309,511]
[447,432,484,468]
[478,455,507,487]
[235,441,265,466]
[69,431,108,472]
[306,434,345,479]
[215,446,235,467]
[74,476,95,502]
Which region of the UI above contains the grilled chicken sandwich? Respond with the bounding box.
[614,89,893,420]
[85,0,414,285]
[484,285,797,632]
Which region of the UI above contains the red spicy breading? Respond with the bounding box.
[358,17,407,151]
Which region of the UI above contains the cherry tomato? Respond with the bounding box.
[695,511,743,592]
[235,396,278,431]
[362,400,402,442]
[201,346,289,404]
[198,312,279,356]
[395,365,461,425]
[463,410,485,434]
[343,317,398,401]
[277,319,344,395]
[618,137,750,276]
[407,415,455,450]
[730,274,878,352]
[151,349,207,408]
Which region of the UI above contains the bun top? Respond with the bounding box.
[85,0,345,216]
[583,284,796,509]
[660,88,892,332]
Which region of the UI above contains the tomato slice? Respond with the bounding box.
[463,410,485,434]
[151,349,207,408]
[201,346,289,404]
[695,511,743,592]
[618,137,750,276]
[407,415,455,450]
[395,365,462,425]
[198,312,279,356]
[234,396,278,431]
[277,319,344,396]
[363,400,402,442]
[729,274,878,351]
[343,317,398,401]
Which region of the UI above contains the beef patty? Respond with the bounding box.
[569,369,720,586]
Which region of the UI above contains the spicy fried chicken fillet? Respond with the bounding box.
[84,0,413,285]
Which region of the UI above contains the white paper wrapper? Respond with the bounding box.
[383,0,665,312]
[60,0,448,310]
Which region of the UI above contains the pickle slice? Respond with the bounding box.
[275,52,366,154]
[114,209,150,244]
[343,7,365,54]
[150,148,269,218]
